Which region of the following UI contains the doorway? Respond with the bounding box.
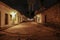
[0,12,1,26]
[5,14,8,25]
[45,15,47,23]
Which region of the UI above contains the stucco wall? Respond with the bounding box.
[0,2,21,28]
[43,3,60,24]
[0,5,12,27]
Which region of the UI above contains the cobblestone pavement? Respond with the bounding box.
[0,22,60,40]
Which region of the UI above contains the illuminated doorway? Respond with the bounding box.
[5,14,8,25]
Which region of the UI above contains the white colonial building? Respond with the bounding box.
[34,10,45,24]
[0,1,24,30]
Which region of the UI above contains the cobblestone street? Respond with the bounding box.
[0,22,60,40]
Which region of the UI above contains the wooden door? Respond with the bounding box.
[45,15,47,23]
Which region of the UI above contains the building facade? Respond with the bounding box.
[42,3,60,24]
[34,10,45,23]
[0,2,23,29]
[34,3,60,24]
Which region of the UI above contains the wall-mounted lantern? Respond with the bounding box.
[10,11,17,24]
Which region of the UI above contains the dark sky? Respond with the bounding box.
[0,0,58,18]
[0,0,28,14]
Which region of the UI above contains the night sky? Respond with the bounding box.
[0,0,58,18]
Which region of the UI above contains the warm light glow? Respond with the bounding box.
[10,11,17,19]
[36,14,42,23]
[12,12,16,18]
[37,14,40,17]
